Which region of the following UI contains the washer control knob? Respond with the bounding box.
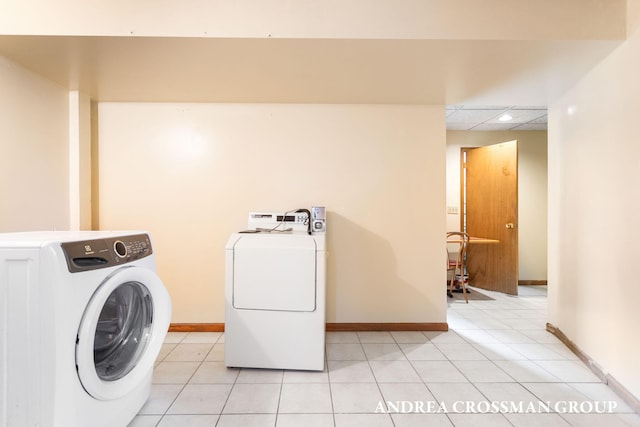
[114,240,128,258]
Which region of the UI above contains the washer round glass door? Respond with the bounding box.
[76,266,171,400]
[94,281,151,381]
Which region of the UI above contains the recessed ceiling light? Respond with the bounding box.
[498,113,513,122]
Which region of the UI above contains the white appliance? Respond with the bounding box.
[0,231,171,427]
[225,209,326,371]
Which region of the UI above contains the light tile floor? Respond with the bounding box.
[129,286,639,426]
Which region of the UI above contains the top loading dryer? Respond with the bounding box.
[225,209,326,371]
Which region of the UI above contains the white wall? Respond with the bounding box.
[0,56,69,232]
[548,0,640,398]
[97,103,446,324]
[446,131,548,281]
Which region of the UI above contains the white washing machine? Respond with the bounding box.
[0,231,172,427]
[225,210,326,371]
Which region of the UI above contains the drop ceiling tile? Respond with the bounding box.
[447,109,503,123]
[460,105,507,110]
[470,122,518,131]
[510,106,546,110]
[445,105,547,131]
[530,114,548,124]
[485,109,547,124]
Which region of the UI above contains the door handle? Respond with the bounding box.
[505,223,515,229]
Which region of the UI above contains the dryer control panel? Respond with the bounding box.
[61,233,153,273]
[246,209,326,234]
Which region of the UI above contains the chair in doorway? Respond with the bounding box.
[446,231,470,303]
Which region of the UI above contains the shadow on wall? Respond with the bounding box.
[326,212,441,324]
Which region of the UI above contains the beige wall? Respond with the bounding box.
[68,91,92,230]
[446,131,548,281]
[97,103,446,324]
[0,55,70,232]
[548,0,640,398]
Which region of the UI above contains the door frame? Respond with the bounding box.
[460,148,468,233]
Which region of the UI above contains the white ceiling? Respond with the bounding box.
[446,105,547,131]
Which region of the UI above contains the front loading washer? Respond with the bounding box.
[225,210,326,371]
[0,231,171,427]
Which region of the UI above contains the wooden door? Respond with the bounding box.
[463,140,518,295]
